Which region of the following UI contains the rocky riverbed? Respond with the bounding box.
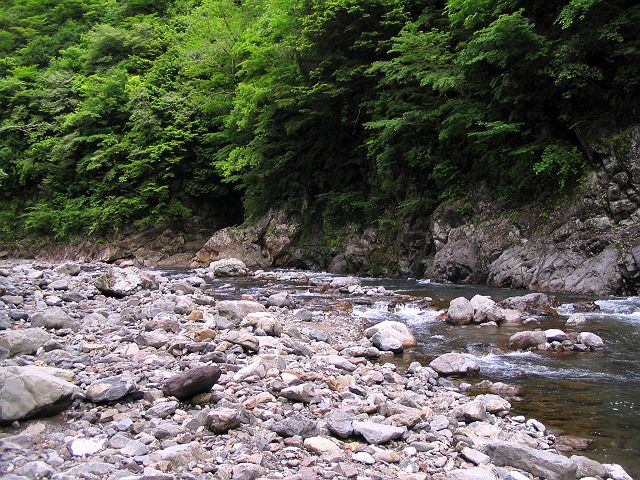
[0,259,634,480]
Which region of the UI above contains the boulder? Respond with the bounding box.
[430,353,480,376]
[370,331,403,353]
[330,277,361,289]
[570,455,608,478]
[224,331,260,352]
[446,297,474,325]
[94,267,158,297]
[56,262,81,276]
[0,328,51,357]
[474,394,511,413]
[162,366,222,400]
[304,436,342,458]
[364,320,417,348]
[266,292,294,308]
[577,332,604,349]
[270,413,317,438]
[279,383,317,403]
[470,295,505,324]
[217,300,266,321]
[325,410,354,439]
[0,366,79,423]
[508,331,547,350]
[208,258,248,277]
[499,293,559,314]
[30,307,79,331]
[482,440,577,480]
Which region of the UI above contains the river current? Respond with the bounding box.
[172,269,640,477]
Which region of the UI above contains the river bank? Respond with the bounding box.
[0,259,635,479]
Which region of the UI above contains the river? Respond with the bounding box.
[173,269,639,477]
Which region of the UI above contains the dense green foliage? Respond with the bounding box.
[1,0,638,240]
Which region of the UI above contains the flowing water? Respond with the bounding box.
[353,278,640,477]
[170,269,640,476]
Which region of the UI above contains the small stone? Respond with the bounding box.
[303,436,342,458]
[207,407,241,433]
[67,438,106,456]
[461,447,490,465]
[353,451,375,464]
[352,421,406,445]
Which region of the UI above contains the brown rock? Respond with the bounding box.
[162,366,222,400]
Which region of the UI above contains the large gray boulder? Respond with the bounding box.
[482,440,577,480]
[94,267,158,297]
[498,293,559,314]
[470,295,504,324]
[0,366,79,423]
[446,297,474,325]
[208,258,248,277]
[30,307,79,331]
[364,320,417,348]
[508,331,547,350]
[577,332,604,349]
[430,353,480,376]
[0,328,51,357]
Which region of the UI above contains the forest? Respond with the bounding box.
[1,0,638,243]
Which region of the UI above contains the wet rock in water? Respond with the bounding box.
[162,365,222,400]
[217,300,266,321]
[208,258,248,277]
[577,331,604,349]
[30,307,79,331]
[544,329,569,342]
[470,295,505,324]
[0,366,78,423]
[94,267,158,297]
[445,467,497,480]
[352,421,406,445]
[85,375,136,403]
[270,413,317,438]
[429,353,480,376]
[499,293,559,315]
[364,320,417,348]
[482,440,577,480]
[446,297,474,325]
[508,331,547,350]
[0,328,51,357]
[370,331,403,353]
[566,313,587,326]
[207,407,241,433]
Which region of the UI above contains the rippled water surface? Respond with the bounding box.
[354,278,640,477]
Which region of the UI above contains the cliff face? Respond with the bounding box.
[193,128,640,296]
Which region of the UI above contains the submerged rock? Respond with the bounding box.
[508,331,547,350]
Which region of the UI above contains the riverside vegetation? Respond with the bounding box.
[0,259,634,480]
[1,0,639,246]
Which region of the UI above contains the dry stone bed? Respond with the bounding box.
[0,259,633,480]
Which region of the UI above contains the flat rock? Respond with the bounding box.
[67,438,106,456]
[482,440,577,480]
[0,366,78,423]
[217,300,266,321]
[445,467,497,480]
[545,329,569,342]
[225,330,260,352]
[30,307,79,331]
[271,413,317,438]
[352,420,406,445]
[85,375,136,403]
[430,353,480,376]
[279,383,317,403]
[162,365,222,400]
[0,328,51,357]
[304,436,342,457]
